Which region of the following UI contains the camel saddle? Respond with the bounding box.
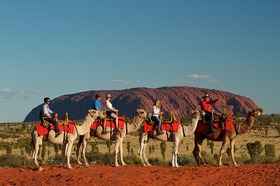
[144,112,180,133]
[195,115,235,133]
[41,112,70,127]
[90,116,126,130]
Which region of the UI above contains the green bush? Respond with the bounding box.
[176,154,196,165]
[123,155,141,165]
[0,155,33,167]
[201,151,216,165]
[264,144,275,158]
[246,141,263,163]
[147,157,167,166]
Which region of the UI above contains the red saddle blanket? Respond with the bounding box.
[35,120,75,136]
[195,116,234,133]
[143,120,181,133]
[90,116,126,129]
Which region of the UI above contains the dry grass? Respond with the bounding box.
[0,122,279,165]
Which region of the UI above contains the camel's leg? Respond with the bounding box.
[31,131,43,171]
[76,135,83,165]
[119,136,126,165]
[81,136,89,167]
[65,141,74,170]
[60,142,67,168]
[230,138,239,167]
[218,136,230,166]
[138,132,150,166]
[192,135,205,166]
[172,138,180,167]
[114,137,121,167]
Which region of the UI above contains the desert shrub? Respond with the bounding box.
[264,144,275,158]
[100,152,114,165]
[176,154,196,165]
[209,142,214,155]
[0,155,33,167]
[148,157,167,166]
[123,155,141,165]
[127,141,131,156]
[201,151,216,164]
[6,145,12,155]
[246,141,263,163]
[0,134,10,139]
[237,153,250,164]
[160,141,166,160]
[275,125,280,136]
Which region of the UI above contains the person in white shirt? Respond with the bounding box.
[151,99,164,135]
[41,97,61,137]
[105,94,119,130]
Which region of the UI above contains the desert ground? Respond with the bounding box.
[0,163,279,186]
[0,122,279,185]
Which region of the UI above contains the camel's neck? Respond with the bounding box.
[184,117,200,136]
[236,114,256,134]
[127,116,144,134]
[77,117,95,135]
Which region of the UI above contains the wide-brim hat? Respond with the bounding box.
[202,93,210,98]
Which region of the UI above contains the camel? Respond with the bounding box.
[31,109,100,171]
[76,109,147,167]
[138,110,201,167]
[192,108,263,167]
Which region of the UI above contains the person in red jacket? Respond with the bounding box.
[200,93,219,133]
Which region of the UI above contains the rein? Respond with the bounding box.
[181,124,186,137]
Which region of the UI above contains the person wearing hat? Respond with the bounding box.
[40,97,62,137]
[92,94,107,134]
[200,93,219,133]
[105,94,119,130]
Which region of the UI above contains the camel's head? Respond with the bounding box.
[136,109,147,119]
[249,108,264,117]
[86,109,100,120]
[191,110,201,120]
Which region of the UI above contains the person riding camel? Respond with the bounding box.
[92,94,107,134]
[40,97,62,137]
[151,99,164,135]
[105,94,119,131]
[200,93,219,133]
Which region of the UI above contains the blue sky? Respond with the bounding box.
[0,0,279,122]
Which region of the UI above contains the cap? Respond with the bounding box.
[202,93,210,98]
[106,94,112,98]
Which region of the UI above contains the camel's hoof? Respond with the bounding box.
[234,164,240,167]
[68,167,73,170]
[115,164,119,167]
[38,167,44,171]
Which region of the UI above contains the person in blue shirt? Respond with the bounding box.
[92,94,107,134]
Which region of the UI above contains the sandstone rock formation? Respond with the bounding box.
[24,86,258,122]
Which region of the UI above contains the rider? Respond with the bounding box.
[200,93,219,133]
[151,99,164,135]
[41,97,62,137]
[92,94,107,134]
[105,94,119,130]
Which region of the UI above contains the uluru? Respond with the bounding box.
[24,86,258,122]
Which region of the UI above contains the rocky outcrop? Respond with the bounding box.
[24,86,259,122]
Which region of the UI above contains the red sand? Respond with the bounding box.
[0,163,279,186]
